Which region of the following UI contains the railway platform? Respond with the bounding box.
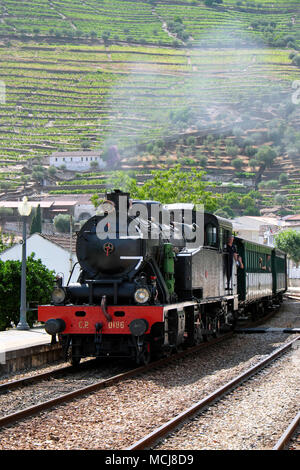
[0,327,62,375]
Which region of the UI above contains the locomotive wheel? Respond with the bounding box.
[67,344,81,367]
[212,318,221,338]
[202,316,213,341]
[71,356,81,367]
[136,345,151,366]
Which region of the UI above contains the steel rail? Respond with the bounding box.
[273,411,300,450]
[284,292,300,301]
[0,362,92,393]
[0,332,233,430]
[0,302,281,394]
[127,335,300,450]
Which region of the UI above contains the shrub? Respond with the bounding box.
[274,194,288,206]
[48,166,57,177]
[279,173,288,184]
[249,159,258,169]
[292,55,300,66]
[81,139,91,149]
[232,158,244,170]
[245,146,257,157]
[0,255,55,330]
[0,207,13,217]
[214,206,234,219]
[264,180,278,188]
[186,136,196,147]
[243,206,260,216]
[90,160,99,169]
[198,155,208,167]
[54,214,73,233]
[256,146,277,167]
[226,145,239,157]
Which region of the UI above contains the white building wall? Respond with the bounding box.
[233,228,260,243]
[0,233,81,284]
[74,204,96,221]
[49,155,105,171]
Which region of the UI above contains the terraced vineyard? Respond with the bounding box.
[0,0,299,214]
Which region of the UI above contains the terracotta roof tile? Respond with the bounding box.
[40,234,77,253]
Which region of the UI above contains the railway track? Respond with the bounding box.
[273,411,300,450]
[0,305,285,432]
[284,292,300,302]
[1,299,283,394]
[0,332,233,430]
[127,335,300,450]
[0,304,282,395]
[0,360,96,393]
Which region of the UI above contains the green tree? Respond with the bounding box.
[224,192,241,209]
[30,204,42,234]
[256,146,277,168]
[278,173,288,184]
[81,139,91,150]
[0,255,55,330]
[274,194,288,207]
[243,206,260,216]
[0,231,15,253]
[48,166,57,178]
[32,170,44,183]
[232,158,244,170]
[90,160,99,169]
[214,205,235,219]
[240,195,255,209]
[54,214,72,233]
[275,230,300,266]
[249,159,258,169]
[106,171,137,193]
[131,165,220,212]
[91,165,220,212]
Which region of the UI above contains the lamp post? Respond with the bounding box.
[17,197,32,330]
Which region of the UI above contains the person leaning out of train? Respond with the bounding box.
[226,236,244,270]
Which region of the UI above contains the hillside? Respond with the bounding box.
[0,0,299,215]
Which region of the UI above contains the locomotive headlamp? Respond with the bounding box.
[51,287,66,305]
[134,287,150,304]
[98,200,115,214]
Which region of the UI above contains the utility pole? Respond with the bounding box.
[69,214,73,276]
[17,197,32,330]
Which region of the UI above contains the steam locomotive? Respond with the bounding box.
[38,190,287,365]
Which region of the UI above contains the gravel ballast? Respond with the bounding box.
[156,347,300,450]
[0,299,298,450]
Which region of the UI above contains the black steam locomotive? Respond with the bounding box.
[39,190,287,365]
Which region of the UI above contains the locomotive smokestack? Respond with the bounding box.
[106,189,130,213]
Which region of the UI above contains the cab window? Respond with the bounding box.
[205,223,218,247]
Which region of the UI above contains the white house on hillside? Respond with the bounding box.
[49,151,106,171]
[0,233,80,284]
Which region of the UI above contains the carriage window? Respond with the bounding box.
[205,223,217,247]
